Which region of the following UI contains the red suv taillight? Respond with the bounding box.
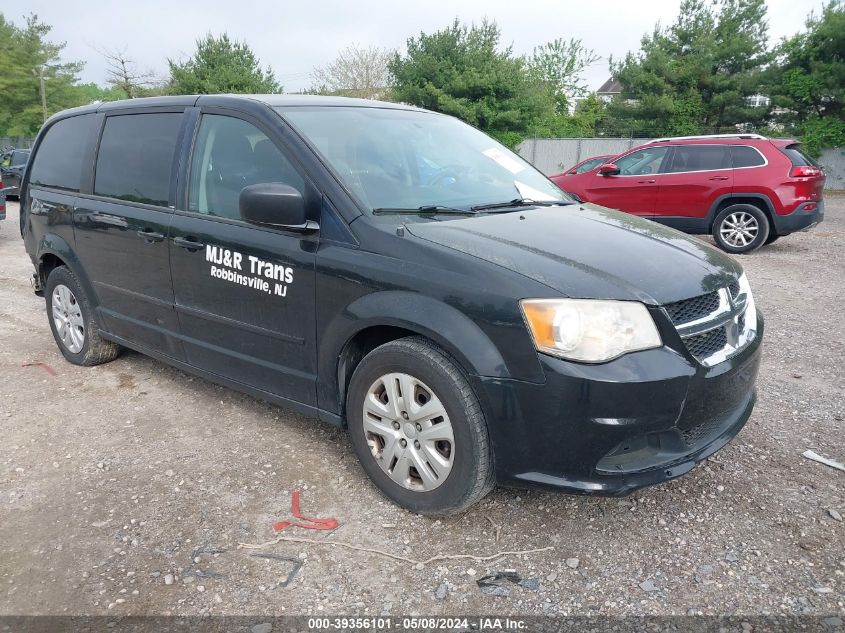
[790,165,823,178]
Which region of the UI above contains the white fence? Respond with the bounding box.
[517,137,844,191]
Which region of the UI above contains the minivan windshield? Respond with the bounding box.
[277,106,570,213]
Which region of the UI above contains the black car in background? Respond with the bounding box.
[1,149,30,199]
[20,96,763,514]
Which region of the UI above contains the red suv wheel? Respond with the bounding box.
[712,204,770,254]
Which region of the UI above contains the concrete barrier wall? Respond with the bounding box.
[516,138,653,176]
[0,137,35,150]
[818,148,844,191]
[517,137,845,191]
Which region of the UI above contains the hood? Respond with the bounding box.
[405,204,742,305]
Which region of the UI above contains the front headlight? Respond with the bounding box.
[520,299,662,362]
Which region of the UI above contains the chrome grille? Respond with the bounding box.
[684,327,727,358]
[664,292,719,326]
[728,280,740,299]
[663,281,754,367]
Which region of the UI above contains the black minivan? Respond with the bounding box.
[21,95,763,514]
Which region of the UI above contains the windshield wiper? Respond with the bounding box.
[470,198,572,212]
[372,205,475,216]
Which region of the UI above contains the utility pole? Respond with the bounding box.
[33,67,47,122]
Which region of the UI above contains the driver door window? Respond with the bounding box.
[615,147,669,176]
[188,115,304,220]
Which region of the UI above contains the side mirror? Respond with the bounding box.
[598,163,620,176]
[239,183,315,230]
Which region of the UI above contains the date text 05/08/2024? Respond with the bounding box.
[307,617,528,631]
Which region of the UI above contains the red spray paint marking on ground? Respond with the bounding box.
[21,361,57,377]
[272,490,339,533]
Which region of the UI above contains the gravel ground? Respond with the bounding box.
[0,197,843,619]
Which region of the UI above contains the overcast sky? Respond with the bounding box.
[2,0,820,93]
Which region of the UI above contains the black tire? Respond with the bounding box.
[45,266,121,366]
[711,204,770,254]
[764,233,780,245]
[346,336,494,515]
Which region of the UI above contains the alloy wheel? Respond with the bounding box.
[52,284,85,353]
[720,211,759,248]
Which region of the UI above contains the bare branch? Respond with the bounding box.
[96,46,162,98]
[310,44,394,99]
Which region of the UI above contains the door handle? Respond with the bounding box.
[637,179,656,184]
[137,229,165,243]
[709,176,730,181]
[172,236,205,251]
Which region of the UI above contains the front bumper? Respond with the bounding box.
[475,315,763,495]
[773,200,824,235]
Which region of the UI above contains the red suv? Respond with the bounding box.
[551,134,825,253]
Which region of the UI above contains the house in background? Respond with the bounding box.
[567,77,623,114]
[746,94,771,108]
[596,78,622,102]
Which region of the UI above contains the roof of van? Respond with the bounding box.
[59,94,424,116]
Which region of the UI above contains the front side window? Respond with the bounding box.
[614,147,669,176]
[95,113,182,207]
[29,114,96,192]
[278,106,568,212]
[575,157,609,174]
[666,145,732,173]
[188,115,304,220]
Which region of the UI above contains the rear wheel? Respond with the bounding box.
[45,266,121,366]
[346,337,493,515]
[712,204,770,254]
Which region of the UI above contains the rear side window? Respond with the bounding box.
[666,145,732,172]
[95,113,183,207]
[29,114,96,192]
[11,151,29,166]
[731,146,766,168]
[781,144,818,167]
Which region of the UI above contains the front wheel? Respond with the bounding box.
[346,337,493,515]
[712,204,770,254]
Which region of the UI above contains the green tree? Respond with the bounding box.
[73,82,133,104]
[527,38,600,113]
[607,0,771,136]
[167,34,281,95]
[389,19,552,146]
[765,1,844,155]
[0,13,86,136]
